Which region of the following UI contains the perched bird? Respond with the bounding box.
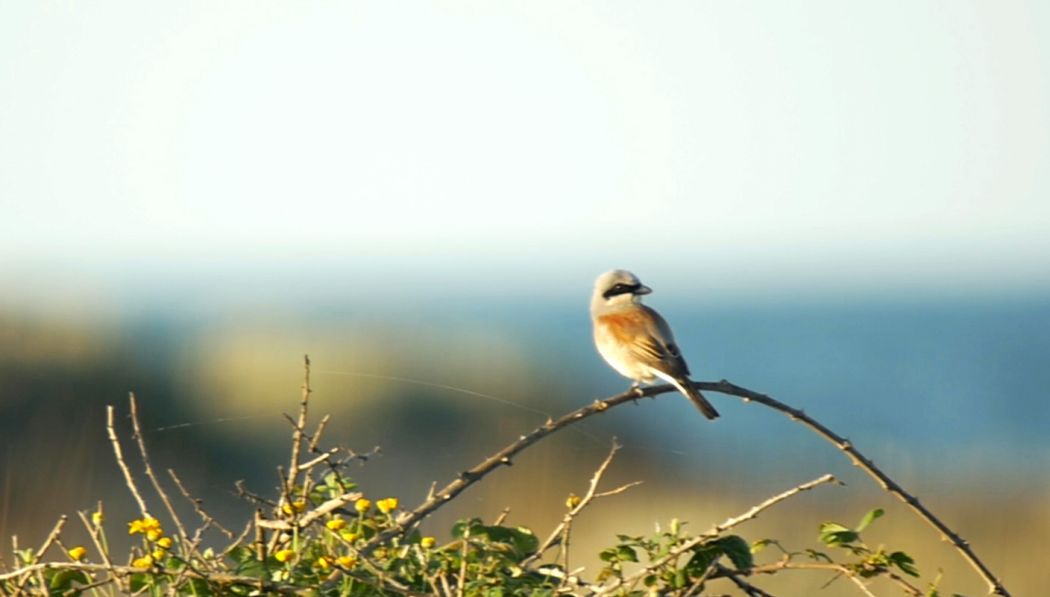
[590,269,720,420]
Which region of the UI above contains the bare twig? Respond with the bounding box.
[743,561,884,596]
[523,441,640,567]
[32,516,66,562]
[456,526,469,597]
[255,490,363,531]
[13,515,67,593]
[716,565,779,597]
[299,447,341,472]
[168,469,235,540]
[286,355,312,499]
[491,507,511,526]
[308,414,331,453]
[234,480,277,508]
[597,474,840,594]
[732,559,924,597]
[76,510,122,593]
[705,473,840,537]
[222,518,255,558]
[253,509,267,562]
[106,405,150,516]
[128,393,190,546]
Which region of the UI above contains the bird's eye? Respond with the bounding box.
[602,282,639,300]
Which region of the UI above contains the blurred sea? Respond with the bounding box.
[1,290,1047,594]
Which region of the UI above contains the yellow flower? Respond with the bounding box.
[274,549,296,563]
[281,500,306,516]
[132,555,154,568]
[336,555,357,568]
[354,498,371,514]
[128,517,162,536]
[326,517,347,531]
[151,549,166,561]
[68,546,87,561]
[376,497,399,514]
[156,536,173,550]
[565,493,581,509]
[91,511,104,526]
[339,530,359,543]
[313,556,331,570]
[420,536,436,549]
[146,529,163,542]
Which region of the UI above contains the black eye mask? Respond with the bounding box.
[602,283,640,300]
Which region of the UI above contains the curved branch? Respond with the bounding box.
[358,387,654,555]
[696,380,1008,597]
[359,379,1009,597]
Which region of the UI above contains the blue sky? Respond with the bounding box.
[2,1,1049,307]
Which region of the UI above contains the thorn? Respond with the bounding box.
[499,456,512,466]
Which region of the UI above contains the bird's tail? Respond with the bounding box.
[652,370,720,420]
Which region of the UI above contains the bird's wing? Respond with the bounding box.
[640,306,691,377]
[597,308,689,376]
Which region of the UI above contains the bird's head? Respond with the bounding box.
[592,269,652,310]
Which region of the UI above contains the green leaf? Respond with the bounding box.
[16,548,35,566]
[685,547,718,578]
[128,573,149,593]
[451,518,482,539]
[889,551,920,577]
[48,569,90,591]
[715,536,754,571]
[819,522,859,546]
[673,567,687,589]
[236,558,267,579]
[616,545,638,563]
[856,508,884,533]
[509,527,539,556]
[467,524,538,558]
[226,545,254,565]
[805,548,833,563]
[750,538,772,554]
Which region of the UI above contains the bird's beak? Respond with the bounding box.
[635,285,652,295]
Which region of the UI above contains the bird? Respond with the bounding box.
[590,269,720,420]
